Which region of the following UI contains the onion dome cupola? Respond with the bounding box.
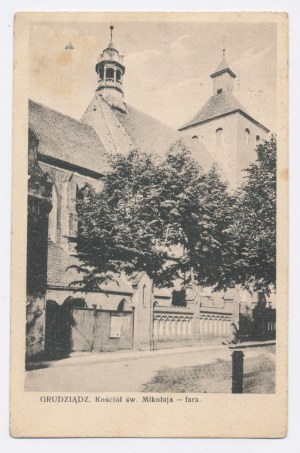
[95,25,126,110]
[210,49,236,96]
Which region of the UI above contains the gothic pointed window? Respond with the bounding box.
[48,183,58,242]
[117,298,127,312]
[216,128,223,146]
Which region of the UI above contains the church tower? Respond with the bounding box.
[95,25,126,112]
[178,51,269,187]
[81,25,213,161]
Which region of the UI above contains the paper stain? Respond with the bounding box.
[32,55,48,74]
[56,51,73,66]
[280,167,288,182]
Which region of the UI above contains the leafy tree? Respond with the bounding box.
[157,141,236,290]
[71,135,276,321]
[228,135,276,298]
[72,141,236,292]
[182,164,236,291]
[73,149,169,290]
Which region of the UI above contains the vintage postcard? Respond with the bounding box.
[10,11,288,438]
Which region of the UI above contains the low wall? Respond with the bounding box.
[194,310,234,339]
[153,306,235,349]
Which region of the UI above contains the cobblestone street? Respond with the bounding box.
[25,343,275,393]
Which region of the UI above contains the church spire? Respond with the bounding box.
[108,24,114,48]
[210,50,236,96]
[95,25,126,111]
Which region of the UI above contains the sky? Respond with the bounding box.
[29,19,277,131]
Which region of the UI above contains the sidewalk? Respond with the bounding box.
[26,340,275,371]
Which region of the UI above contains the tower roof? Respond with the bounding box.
[105,25,118,52]
[178,91,269,132]
[210,57,236,79]
[179,51,269,132]
[97,25,124,66]
[179,92,246,130]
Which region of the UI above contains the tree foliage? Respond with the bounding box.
[228,135,276,296]
[74,149,167,290]
[73,141,234,290]
[72,136,276,297]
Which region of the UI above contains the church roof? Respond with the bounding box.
[81,94,214,169]
[178,91,269,132]
[47,241,80,288]
[114,103,185,155]
[47,241,134,294]
[47,244,174,300]
[100,276,133,294]
[210,57,236,78]
[29,100,110,176]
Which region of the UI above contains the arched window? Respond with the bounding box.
[117,298,127,312]
[256,135,260,142]
[48,183,58,242]
[192,135,198,140]
[245,128,250,145]
[216,128,223,146]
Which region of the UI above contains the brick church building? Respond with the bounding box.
[27,26,274,358]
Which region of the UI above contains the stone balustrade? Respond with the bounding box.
[153,307,234,344]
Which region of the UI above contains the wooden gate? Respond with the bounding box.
[70,307,134,352]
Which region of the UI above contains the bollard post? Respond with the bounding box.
[231,350,244,393]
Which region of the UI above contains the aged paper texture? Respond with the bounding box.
[10,11,288,438]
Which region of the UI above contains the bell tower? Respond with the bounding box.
[95,25,126,111]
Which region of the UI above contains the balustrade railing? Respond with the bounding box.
[153,312,233,341]
[98,79,122,90]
